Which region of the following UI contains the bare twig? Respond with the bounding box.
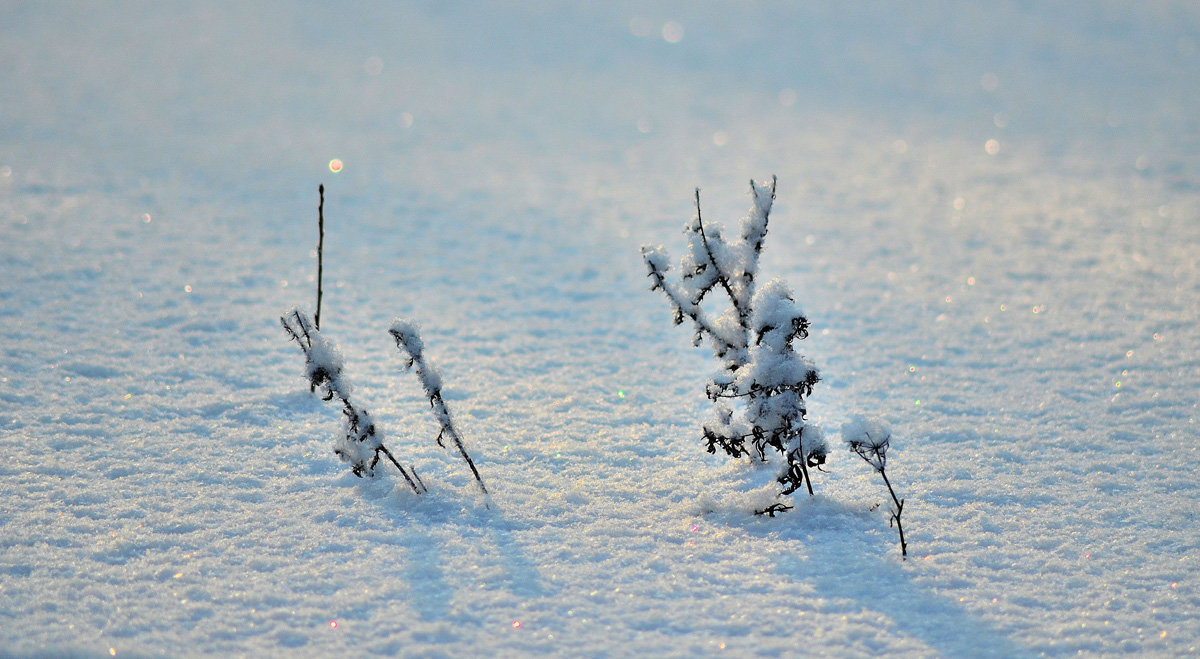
[754,503,793,517]
[847,429,908,558]
[879,467,907,558]
[309,185,326,395]
[315,184,325,331]
[429,391,488,495]
[377,444,426,494]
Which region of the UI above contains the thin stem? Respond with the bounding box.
[430,392,489,495]
[754,503,793,517]
[315,184,325,331]
[879,467,908,558]
[310,186,326,395]
[797,429,814,496]
[377,445,423,494]
[389,327,490,498]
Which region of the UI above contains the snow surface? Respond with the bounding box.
[2,1,1199,656]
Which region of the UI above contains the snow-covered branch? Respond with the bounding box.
[390,319,488,497]
[281,308,425,494]
[641,245,740,357]
[694,188,747,325]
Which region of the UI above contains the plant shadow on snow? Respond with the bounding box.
[705,496,1034,658]
[350,476,551,623]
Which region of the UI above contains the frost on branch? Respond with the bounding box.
[390,319,488,497]
[642,177,827,512]
[844,416,907,558]
[844,416,892,471]
[281,308,425,493]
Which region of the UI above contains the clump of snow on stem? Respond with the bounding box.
[741,280,818,397]
[281,308,423,492]
[335,403,383,475]
[296,317,350,400]
[843,416,892,472]
[389,319,443,394]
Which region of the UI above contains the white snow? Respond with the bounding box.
[2,1,1199,656]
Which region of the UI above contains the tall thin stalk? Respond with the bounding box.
[315,184,325,330]
[308,185,326,395]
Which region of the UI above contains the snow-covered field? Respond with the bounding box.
[3,2,1199,656]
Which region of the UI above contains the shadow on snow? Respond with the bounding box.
[713,496,1033,658]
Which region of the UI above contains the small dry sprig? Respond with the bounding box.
[846,424,907,558]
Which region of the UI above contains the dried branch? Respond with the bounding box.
[281,308,423,494]
[315,184,325,331]
[376,443,427,494]
[310,185,326,394]
[754,503,793,517]
[390,320,489,497]
[847,429,907,558]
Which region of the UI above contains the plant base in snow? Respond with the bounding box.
[642,178,911,558]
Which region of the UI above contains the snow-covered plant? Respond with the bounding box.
[641,177,826,513]
[844,416,907,558]
[390,319,488,497]
[281,308,426,494]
